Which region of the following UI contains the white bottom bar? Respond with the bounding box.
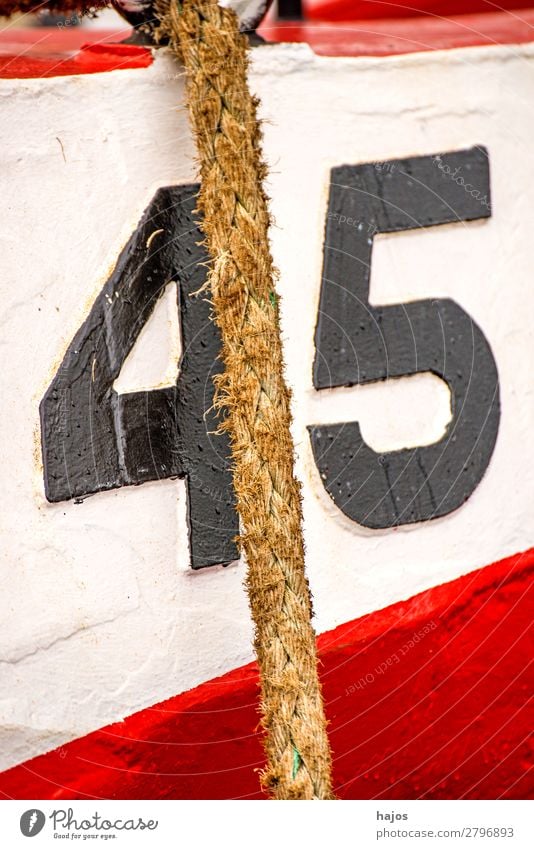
[1,799,531,848]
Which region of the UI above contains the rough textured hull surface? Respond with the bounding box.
[1,24,533,793]
[1,548,531,800]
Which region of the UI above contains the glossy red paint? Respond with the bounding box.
[0,547,532,800]
[260,8,534,56]
[2,5,534,78]
[0,29,152,78]
[306,1,534,20]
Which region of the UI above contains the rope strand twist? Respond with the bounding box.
[156,0,334,799]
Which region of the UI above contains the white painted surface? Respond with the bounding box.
[0,41,533,771]
[113,282,181,394]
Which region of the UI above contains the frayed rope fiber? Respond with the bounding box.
[155,0,334,800]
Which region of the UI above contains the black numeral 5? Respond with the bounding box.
[308,147,500,528]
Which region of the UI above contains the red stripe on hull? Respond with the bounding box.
[3,7,534,78]
[0,32,152,79]
[261,9,534,56]
[306,1,534,22]
[0,549,532,800]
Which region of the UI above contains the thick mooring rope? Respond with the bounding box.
[156,0,334,800]
[0,0,334,798]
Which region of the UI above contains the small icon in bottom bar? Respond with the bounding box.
[19,810,45,838]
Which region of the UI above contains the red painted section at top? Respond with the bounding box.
[0,547,532,800]
[0,28,152,78]
[306,0,534,21]
[261,7,534,56]
[2,4,534,77]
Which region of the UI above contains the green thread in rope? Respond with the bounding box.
[269,291,278,309]
[292,746,301,780]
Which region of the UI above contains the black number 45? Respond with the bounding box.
[41,147,500,566]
